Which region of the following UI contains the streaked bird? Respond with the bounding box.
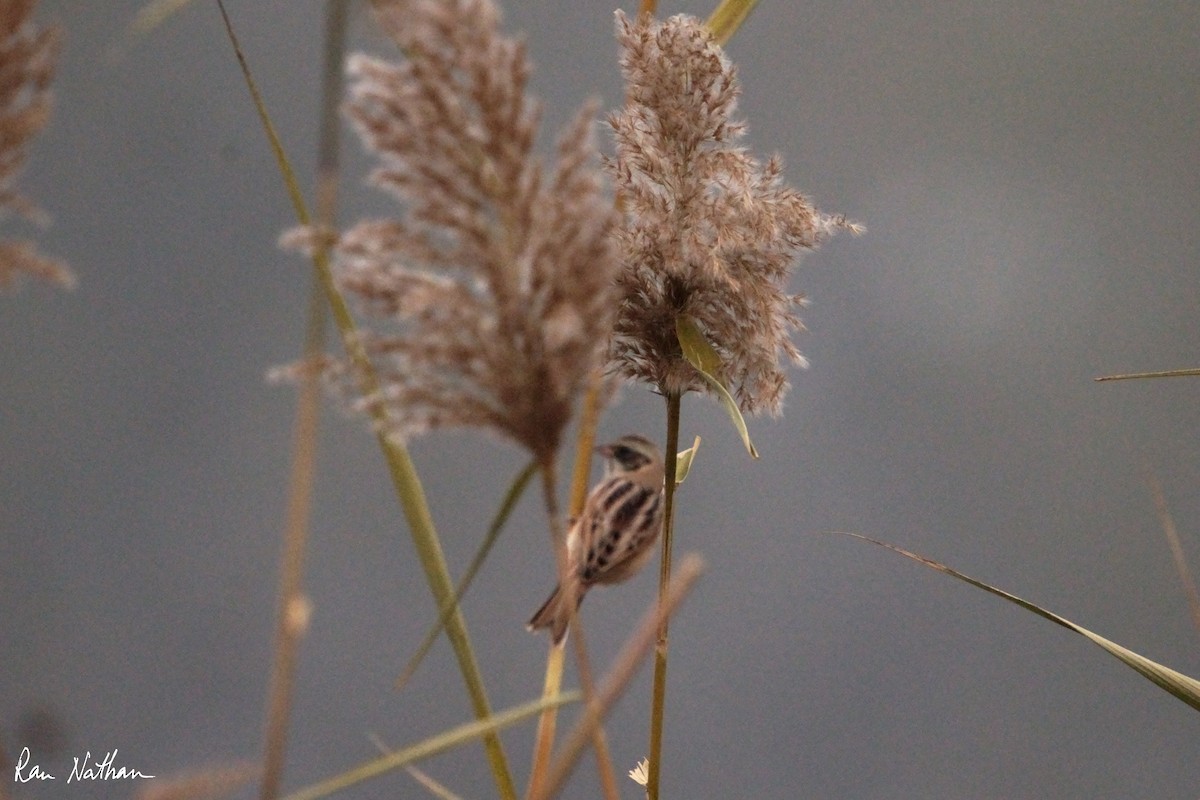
[528,434,666,643]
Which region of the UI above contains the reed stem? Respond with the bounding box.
[646,390,682,799]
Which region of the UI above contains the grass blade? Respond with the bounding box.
[1141,464,1200,636]
[281,692,580,800]
[675,315,758,458]
[128,0,195,37]
[1094,368,1200,381]
[705,0,761,46]
[395,459,538,690]
[674,436,702,485]
[831,531,1200,713]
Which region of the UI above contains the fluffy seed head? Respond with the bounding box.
[0,0,70,291]
[298,0,621,460]
[606,12,859,414]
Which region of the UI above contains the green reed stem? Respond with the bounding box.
[376,442,517,800]
[705,0,760,45]
[646,390,681,800]
[395,459,538,691]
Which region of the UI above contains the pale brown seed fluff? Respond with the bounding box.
[605,12,860,414]
[286,0,621,462]
[0,0,70,291]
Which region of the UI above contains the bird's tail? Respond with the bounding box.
[527,583,580,644]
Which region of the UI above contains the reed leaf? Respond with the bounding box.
[834,532,1200,713]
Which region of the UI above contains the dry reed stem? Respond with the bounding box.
[534,554,705,800]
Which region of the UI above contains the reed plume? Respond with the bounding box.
[289,0,620,464]
[606,12,859,414]
[0,0,69,291]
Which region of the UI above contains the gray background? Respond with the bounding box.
[3,1,1198,797]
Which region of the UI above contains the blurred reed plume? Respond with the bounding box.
[284,0,620,465]
[0,0,70,291]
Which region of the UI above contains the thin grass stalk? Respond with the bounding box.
[215,4,515,795]
[404,766,463,800]
[377,436,518,800]
[1094,368,1200,381]
[1142,462,1200,635]
[646,390,681,800]
[539,454,568,598]
[313,0,349,226]
[396,459,538,691]
[531,455,620,799]
[128,0,193,38]
[369,735,466,800]
[258,198,326,800]
[536,554,705,800]
[280,693,578,800]
[569,372,606,515]
[526,642,565,800]
[528,455,570,799]
[527,371,606,798]
[568,620,620,800]
[563,380,623,800]
[704,0,760,46]
[257,3,346,796]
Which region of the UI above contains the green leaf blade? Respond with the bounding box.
[674,435,702,485]
[832,531,1200,713]
[281,692,581,800]
[675,315,759,458]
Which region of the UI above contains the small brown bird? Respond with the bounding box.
[528,434,666,643]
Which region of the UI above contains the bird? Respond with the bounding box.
[528,433,666,644]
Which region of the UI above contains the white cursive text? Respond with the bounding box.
[67,749,154,782]
[14,747,55,782]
